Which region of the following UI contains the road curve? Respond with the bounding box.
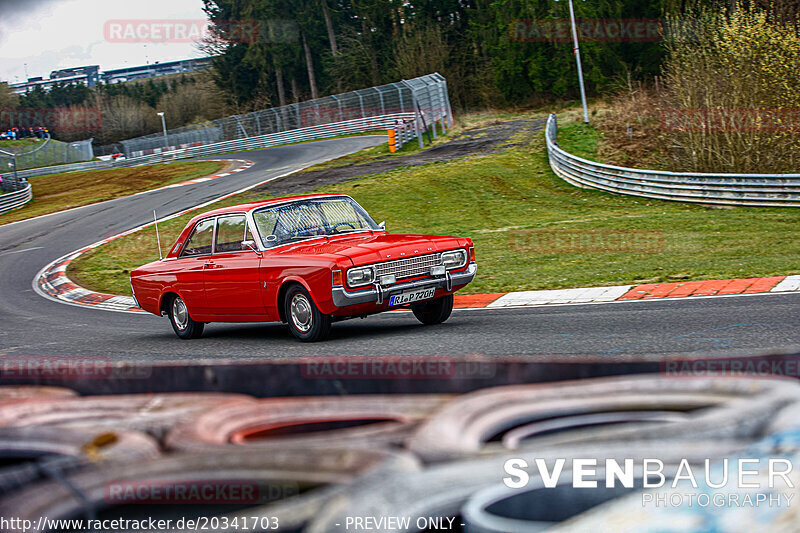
[1,136,799,362]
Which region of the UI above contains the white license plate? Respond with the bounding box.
[389,287,436,306]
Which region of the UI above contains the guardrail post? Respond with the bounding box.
[397,86,405,113]
[376,87,385,115]
[332,95,343,122]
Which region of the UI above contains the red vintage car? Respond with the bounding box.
[130,194,477,341]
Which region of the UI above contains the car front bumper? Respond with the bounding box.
[331,263,477,308]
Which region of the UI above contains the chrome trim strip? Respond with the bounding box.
[130,282,140,308]
[332,263,477,307]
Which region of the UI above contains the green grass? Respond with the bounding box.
[69,110,800,297]
[0,160,227,225]
[0,139,46,147]
[0,138,100,169]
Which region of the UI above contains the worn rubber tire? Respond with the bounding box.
[0,386,77,402]
[165,394,451,452]
[0,393,251,441]
[0,446,418,532]
[407,375,800,462]
[285,285,331,342]
[167,294,204,340]
[0,426,160,495]
[412,294,453,325]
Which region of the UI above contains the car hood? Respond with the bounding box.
[269,232,466,265]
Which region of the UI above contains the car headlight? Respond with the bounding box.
[441,250,467,270]
[347,266,375,287]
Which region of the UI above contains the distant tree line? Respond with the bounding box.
[0,74,228,146]
[202,0,679,111]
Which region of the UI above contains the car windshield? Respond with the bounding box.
[252,197,379,248]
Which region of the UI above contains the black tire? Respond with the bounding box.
[411,294,454,325]
[284,285,332,342]
[167,294,204,340]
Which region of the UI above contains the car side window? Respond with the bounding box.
[181,219,215,256]
[215,215,249,253]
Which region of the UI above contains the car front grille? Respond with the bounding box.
[374,253,442,280]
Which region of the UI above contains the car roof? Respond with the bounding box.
[183,194,349,226]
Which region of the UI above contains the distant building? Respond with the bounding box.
[7,58,212,94]
[9,65,100,94]
[101,58,212,85]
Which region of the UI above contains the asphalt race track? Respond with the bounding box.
[1,137,800,362]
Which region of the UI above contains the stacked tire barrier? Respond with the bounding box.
[546,114,800,207]
[1,376,799,532]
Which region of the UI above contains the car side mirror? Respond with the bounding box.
[241,240,262,256]
[378,221,386,231]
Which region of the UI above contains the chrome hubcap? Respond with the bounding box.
[172,297,189,331]
[290,293,313,333]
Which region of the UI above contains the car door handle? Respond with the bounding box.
[204,261,215,268]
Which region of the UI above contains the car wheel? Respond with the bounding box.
[412,294,454,325]
[285,285,332,342]
[168,295,204,340]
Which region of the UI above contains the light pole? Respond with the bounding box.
[558,0,590,124]
[157,112,168,150]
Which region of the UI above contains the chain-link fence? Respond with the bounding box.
[0,138,94,177]
[120,73,453,158]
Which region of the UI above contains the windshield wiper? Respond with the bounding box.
[334,228,370,235]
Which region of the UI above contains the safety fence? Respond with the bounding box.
[0,373,799,530]
[546,114,800,207]
[0,181,32,215]
[121,73,452,157]
[8,73,451,181]
[0,138,93,173]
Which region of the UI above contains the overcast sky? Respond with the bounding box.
[0,0,208,84]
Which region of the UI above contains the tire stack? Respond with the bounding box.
[0,376,799,532]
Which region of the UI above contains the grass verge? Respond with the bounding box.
[0,160,227,225]
[69,109,800,297]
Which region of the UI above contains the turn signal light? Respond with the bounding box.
[332,270,343,286]
[469,246,476,262]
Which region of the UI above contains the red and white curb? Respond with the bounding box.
[38,266,800,315]
[451,275,800,309]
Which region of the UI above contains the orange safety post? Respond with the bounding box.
[388,129,397,153]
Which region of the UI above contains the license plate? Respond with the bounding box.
[389,287,436,306]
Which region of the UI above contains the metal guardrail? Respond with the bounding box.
[546,114,800,207]
[0,182,33,215]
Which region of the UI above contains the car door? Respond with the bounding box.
[174,217,215,314]
[203,214,266,319]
